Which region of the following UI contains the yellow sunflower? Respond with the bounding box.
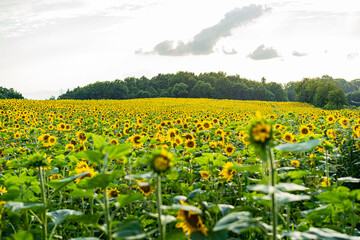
[290,160,300,167]
[150,148,173,173]
[199,170,210,180]
[130,134,143,148]
[109,139,119,145]
[65,144,75,151]
[283,132,294,143]
[74,165,97,184]
[339,118,349,129]
[176,200,208,237]
[77,131,88,144]
[0,185,7,195]
[219,162,234,182]
[224,144,235,156]
[107,188,120,198]
[299,126,310,135]
[136,179,154,196]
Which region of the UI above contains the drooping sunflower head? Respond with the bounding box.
[149,148,173,174]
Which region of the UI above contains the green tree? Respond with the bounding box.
[171,83,189,98]
[189,81,214,98]
[324,88,347,109]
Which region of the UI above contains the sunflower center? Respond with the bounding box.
[134,136,141,143]
[185,211,201,228]
[140,185,151,193]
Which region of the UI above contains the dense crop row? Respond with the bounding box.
[0,98,359,240]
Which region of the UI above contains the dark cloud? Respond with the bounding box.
[292,50,307,57]
[247,44,280,60]
[140,4,266,56]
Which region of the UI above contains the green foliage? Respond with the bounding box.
[0,86,24,99]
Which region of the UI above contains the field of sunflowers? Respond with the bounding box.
[0,98,360,240]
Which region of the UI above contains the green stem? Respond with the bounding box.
[39,167,47,240]
[268,148,277,240]
[286,203,290,231]
[156,175,165,240]
[104,187,112,240]
[352,199,355,235]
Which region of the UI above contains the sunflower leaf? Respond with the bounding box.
[275,139,322,153]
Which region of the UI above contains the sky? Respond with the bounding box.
[0,0,359,99]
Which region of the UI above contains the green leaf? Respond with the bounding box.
[231,164,260,173]
[275,139,322,153]
[117,193,144,208]
[316,191,348,204]
[301,205,333,223]
[283,227,359,240]
[47,172,90,194]
[218,204,234,216]
[13,231,34,240]
[5,202,44,213]
[88,133,106,149]
[288,171,309,179]
[103,143,132,160]
[70,238,100,240]
[276,183,308,192]
[338,177,360,183]
[162,204,202,215]
[187,189,202,200]
[75,151,103,164]
[84,171,123,189]
[67,213,101,225]
[70,188,94,198]
[47,209,82,225]
[255,191,310,205]
[213,211,253,232]
[112,219,155,239]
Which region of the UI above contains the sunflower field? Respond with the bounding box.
[0,98,360,240]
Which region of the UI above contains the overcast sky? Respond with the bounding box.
[0,0,359,99]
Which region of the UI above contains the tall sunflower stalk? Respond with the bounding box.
[249,113,277,240]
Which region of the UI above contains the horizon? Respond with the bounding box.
[1,0,359,100]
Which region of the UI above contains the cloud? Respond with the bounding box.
[347,52,358,60]
[247,44,280,60]
[292,50,308,57]
[222,47,237,55]
[142,4,266,56]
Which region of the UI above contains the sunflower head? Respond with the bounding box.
[290,160,300,167]
[136,179,154,196]
[107,188,120,198]
[148,148,173,174]
[224,144,235,157]
[218,162,235,182]
[248,114,273,157]
[199,170,210,180]
[175,200,208,237]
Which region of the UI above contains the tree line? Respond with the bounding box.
[0,87,24,99]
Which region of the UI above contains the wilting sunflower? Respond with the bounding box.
[224,144,235,156]
[290,160,300,167]
[199,170,210,180]
[65,144,75,151]
[0,185,7,195]
[219,162,234,182]
[107,188,120,198]
[176,200,208,237]
[149,148,173,173]
[136,179,154,196]
[283,132,294,143]
[185,139,196,149]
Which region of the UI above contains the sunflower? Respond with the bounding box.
[339,118,349,129]
[109,139,119,145]
[14,131,21,139]
[249,119,272,144]
[299,126,310,135]
[78,144,87,151]
[150,148,173,173]
[183,133,194,140]
[319,177,331,187]
[65,144,75,151]
[185,139,196,149]
[209,141,217,148]
[202,121,212,130]
[173,136,183,146]
[136,179,154,196]
[224,144,235,156]
[176,200,208,237]
[70,138,77,146]
[107,188,120,198]
[199,171,210,180]
[130,134,143,148]
[290,160,300,167]
[49,174,60,180]
[326,115,336,123]
[283,132,294,143]
[74,165,97,184]
[219,162,234,182]
[48,124,54,130]
[0,185,7,195]
[77,131,88,144]
[48,136,57,146]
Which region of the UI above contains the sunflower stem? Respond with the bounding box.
[104,186,112,240]
[39,167,47,240]
[156,175,165,240]
[267,148,277,240]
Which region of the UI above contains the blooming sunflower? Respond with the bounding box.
[65,144,75,151]
[130,134,143,148]
[176,200,208,237]
[107,188,120,198]
[224,144,235,156]
[299,126,310,135]
[283,132,294,143]
[185,139,196,149]
[74,165,97,184]
[77,131,88,144]
[199,170,210,180]
[326,115,336,123]
[202,121,212,130]
[0,185,7,195]
[48,136,57,146]
[249,118,272,144]
[109,139,119,145]
[290,160,300,167]
[320,177,331,187]
[136,179,154,196]
[219,162,234,182]
[149,148,173,173]
[339,118,349,129]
